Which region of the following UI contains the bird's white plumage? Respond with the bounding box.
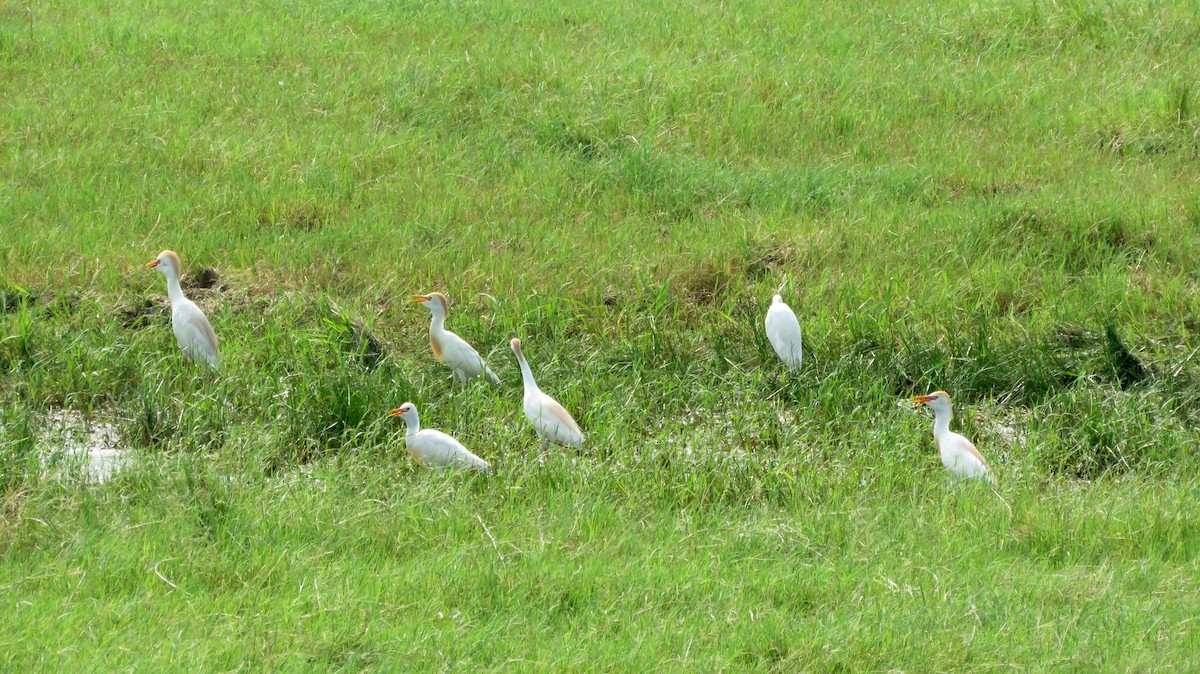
[765,294,802,370]
[937,432,992,482]
[406,429,490,471]
[414,293,500,383]
[524,391,583,448]
[437,330,499,383]
[173,300,221,369]
[511,338,583,448]
[149,250,220,370]
[391,403,490,472]
[914,391,996,485]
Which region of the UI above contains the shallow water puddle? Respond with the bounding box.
[39,410,133,483]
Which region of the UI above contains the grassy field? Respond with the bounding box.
[4,0,1200,670]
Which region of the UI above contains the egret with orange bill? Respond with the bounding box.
[388,402,490,472]
[411,292,500,384]
[510,337,583,449]
[912,390,996,484]
[146,250,220,371]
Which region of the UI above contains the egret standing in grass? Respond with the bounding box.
[912,391,996,484]
[411,292,500,384]
[146,250,220,371]
[389,402,490,472]
[765,294,802,371]
[510,337,583,449]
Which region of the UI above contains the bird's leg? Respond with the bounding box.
[533,432,548,464]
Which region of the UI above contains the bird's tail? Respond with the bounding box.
[199,352,221,373]
[484,365,500,384]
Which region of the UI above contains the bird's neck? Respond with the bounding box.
[163,271,186,306]
[405,415,420,436]
[932,407,953,439]
[516,353,537,391]
[428,311,446,334]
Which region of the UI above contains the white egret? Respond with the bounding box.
[388,402,490,472]
[146,250,220,371]
[765,294,802,370]
[510,337,583,449]
[912,391,996,484]
[411,292,500,383]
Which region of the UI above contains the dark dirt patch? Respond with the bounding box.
[0,286,37,313]
[118,297,168,328]
[540,121,614,161]
[1052,323,1149,389]
[1104,324,1149,389]
[743,241,796,280]
[22,291,80,321]
[184,267,223,291]
[347,320,385,369]
[326,309,386,369]
[1055,324,1097,349]
[676,263,734,305]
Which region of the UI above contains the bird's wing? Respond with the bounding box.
[188,311,219,354]
[177,302,220,366]
[948,433,994,481]
[440,331,485,371]
[959,436,990,470]
[765,303,800,340]
[540,395,582,435]
[483,364,501,384]
[764,303,802,363]
[411,430,488,470]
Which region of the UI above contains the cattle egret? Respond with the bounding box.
[510,337,583,448]
[912,391,996,484]
[764,294,802,370]
[411,292,500,383]
[388,402,490,472]
[146,250,220,370]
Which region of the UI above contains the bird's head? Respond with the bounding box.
[145,250,181,277]
[509,337,523,356]
[911,390,952,413]
[388,402,417,422]
[409,292,448,314]
[772,294,783,304]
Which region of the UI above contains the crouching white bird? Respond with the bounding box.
[146,250,220,371]
[765,294,802,371]
[510,337,583,449]
[388,402,490,472]
[912,391,996,485]
[411,292,500,384]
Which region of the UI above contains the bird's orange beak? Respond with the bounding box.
[409,295,428,303]
[145,260,160,269]
[388,408,404,418]
[911,395,936,405]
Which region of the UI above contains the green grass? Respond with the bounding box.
[4,0,1200,669]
